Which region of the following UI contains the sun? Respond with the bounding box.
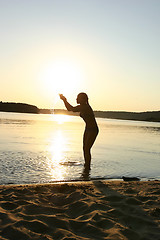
[39,59,85,99]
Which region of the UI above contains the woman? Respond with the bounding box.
[59,92,99,170]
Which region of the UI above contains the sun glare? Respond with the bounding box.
[47,130,67,180]
[40,59,85,98]
[54,114,70,124]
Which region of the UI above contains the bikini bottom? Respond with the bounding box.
[85,127,99,133]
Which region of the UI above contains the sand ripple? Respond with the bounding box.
[0,180,160,239]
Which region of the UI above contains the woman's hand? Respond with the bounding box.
[59,94,67,101]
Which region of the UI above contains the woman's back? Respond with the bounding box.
[79,104,98,129]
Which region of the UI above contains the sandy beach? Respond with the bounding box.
[0,180,160,240]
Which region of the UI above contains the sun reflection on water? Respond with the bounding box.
[47,129,68,180]
[53,114,71,125]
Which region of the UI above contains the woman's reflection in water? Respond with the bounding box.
[81,167,91,181]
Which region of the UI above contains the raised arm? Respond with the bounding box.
[59,94,80,112]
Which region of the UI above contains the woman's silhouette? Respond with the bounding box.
[59,93,99,170]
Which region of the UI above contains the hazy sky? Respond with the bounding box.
[0,0,159,111]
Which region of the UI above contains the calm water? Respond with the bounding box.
[0,112,160,184]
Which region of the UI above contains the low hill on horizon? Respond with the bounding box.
[0,102,39,114]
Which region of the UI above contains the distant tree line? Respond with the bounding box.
[39,108,160,122]
[1,101,159,122]
[0,102,39,114]
[40,108,79,116]
[94,110,160,122]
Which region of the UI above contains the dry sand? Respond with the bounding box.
[0,180,160,240]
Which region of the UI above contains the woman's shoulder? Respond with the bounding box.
[81,104,94,114]
[72,105,81,112]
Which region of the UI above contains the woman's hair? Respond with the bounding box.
[77,92,88,103]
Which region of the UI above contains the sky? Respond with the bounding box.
[0,0,160,112]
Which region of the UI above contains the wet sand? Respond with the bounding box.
[0,180,160,240]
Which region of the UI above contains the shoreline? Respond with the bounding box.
[1,175,160,186]
[1,178,160,189]
[1,180,160,239]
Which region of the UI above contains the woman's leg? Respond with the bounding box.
[83,130,98,169]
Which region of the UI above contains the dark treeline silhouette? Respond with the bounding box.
[0,102,39,114]
[40,109,160,122]
[40,108,79,116]
[94,110,160,122]
[1,102,159,122]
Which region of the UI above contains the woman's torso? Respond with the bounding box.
[80,104,98,130]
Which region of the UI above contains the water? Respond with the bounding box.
[0,112,160,184]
